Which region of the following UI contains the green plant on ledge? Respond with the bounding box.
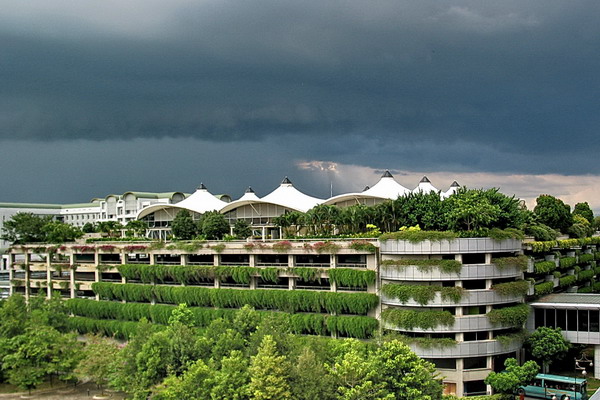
[289,267,322,282]
[328,268,376,288]
[487,304,530,327]
[210,244,226,253]
[379,230,458,243]
[383,332,457,349]
[491,281,529,297]
[382,284,464,305]
[381,308,455,330]
[559,256,577,269]
[493,255,529,271]
[534,261,556,274]
[559,275,577,287]
[381,259,462,274]
[534,281,554,296]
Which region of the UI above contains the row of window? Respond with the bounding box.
[534,307,600,332]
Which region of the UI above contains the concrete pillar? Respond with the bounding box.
[249,254,256,268]
[214,255,219,266]
[288,254,295,268]
[8,254,14,296]
[94,251,99,267]
[330,254,337,269]
[485,253,492,264]
[70,265,75,299]
[150,253,156,265]
[120,250,126,265]
[181,255,186,266]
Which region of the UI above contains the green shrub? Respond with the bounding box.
[534,261,556,274]
[579,253,594,264]
[487,304,530,326]
[534,281,554,296]
[491,281,529,297]
[559,257,577,269]
[578,269,595,282]
[381,284,464,305]
[559,275,577,287]
[379,230,457,243]
[493,255,529,270]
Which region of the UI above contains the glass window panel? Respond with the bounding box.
[556,309,567,330]
[590,310,599,333]
[579,310,589,332]
[568,310,578,331]
[546,309,555,328]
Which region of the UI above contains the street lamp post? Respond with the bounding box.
[574,354,593,400]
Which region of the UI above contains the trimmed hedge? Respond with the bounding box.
[66,299,378,338]
[578,269,595,282]
[91,282,378,315]
[579,253,594,264]
[559,275,577,287]
[559,257,577,269]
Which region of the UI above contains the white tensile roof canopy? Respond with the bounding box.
[136,183,228,219]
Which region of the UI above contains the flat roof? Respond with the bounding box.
[530,293,600,310]
[0,202,62,209]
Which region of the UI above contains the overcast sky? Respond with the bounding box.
[1,1,599,211]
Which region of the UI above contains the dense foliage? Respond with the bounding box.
[526,327,570,373]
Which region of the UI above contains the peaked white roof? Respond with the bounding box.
[258,177,324,212]
[362,171,412,198]
[237,187,260,202]
[412,176,438,194]
[136,183,228,219]
[442,181,461,199]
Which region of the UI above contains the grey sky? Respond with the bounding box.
[1,1,599,206]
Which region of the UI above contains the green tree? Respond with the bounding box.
[485,358,539,395]
[291,347,335,400]
[573,202,594,224]
[76,335,120,394]
[125,220,147,237]
[0,212,52,243]
[171,210,198,240]
[445,189,501,232]
[373,340,442,400]
[42,220,83,243]
[81,222,97,233]
[248,335,292,400]
[534,195,573,233]
[527,327,570,373]
[97,221,124,238]
[0,294,28,338]
[327,341,391,400]
[199,211,230,240]
[209,350,250,400]
[233,219,252,239]
[152,359,212,400]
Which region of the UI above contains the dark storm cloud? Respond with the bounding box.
[1,1,600,175]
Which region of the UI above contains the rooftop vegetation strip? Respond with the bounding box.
[381,284,465,305]
[64,299,378,338]
[486,304,530,327]
[529,237,600,253]
[381,259,462,274]
[90,282,379,315]
[380,308,455,330]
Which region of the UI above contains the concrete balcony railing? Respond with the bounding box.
[380,263,523,281]
[407,338,522,358]
[383,314,512,333]
[382,289,523,308]
[380,238,522,255]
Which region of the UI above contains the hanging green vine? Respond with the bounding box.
[259,268,279,283]
[493,255,529,271]
[382,284,464,304]
[289,267,322,282]
[486,304,530,326]
[91,282,378,315]
[381,259,462,274]
[328,268,376,288]
[380,308,454,330]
